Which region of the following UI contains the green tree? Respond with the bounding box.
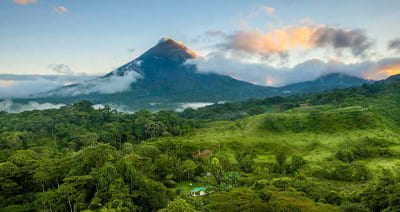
[159,197,198,212]
[276,152,287,166]
[138,178,168,211]
[210,158,223,184]
[177,160,197,181]
[33,159,52,192]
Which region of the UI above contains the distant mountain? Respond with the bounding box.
[383,74,400,83]
[280,73,371,94]
[16,38,379,110]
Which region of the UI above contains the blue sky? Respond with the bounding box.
[1,0,400,84]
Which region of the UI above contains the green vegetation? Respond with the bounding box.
[0,79,400,211]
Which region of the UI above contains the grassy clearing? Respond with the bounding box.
[159,104,400,196]
[176,181,206,194]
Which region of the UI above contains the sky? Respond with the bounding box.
[1,0,400,91]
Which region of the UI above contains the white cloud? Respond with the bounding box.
[261,6,275,17]
[49,71,143,96]
[53,6,67,14]
[175,102,214,112]
[0,100,65,113]
[0,74,99,99]
[0,77,61,98]
[0,60,143,98]
[48,64,73,75]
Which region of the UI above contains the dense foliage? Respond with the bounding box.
[0,79,399,211]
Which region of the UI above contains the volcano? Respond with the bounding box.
[36,38,279,109]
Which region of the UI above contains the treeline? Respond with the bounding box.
[0,100,196,152]
[180,78,400,124]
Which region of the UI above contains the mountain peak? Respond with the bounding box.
[157,37,175,44]
[139,37,199,63]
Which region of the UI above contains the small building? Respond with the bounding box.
[190,187,209,196]
[193,149,213,161]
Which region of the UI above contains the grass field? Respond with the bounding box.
[158,104,400,198]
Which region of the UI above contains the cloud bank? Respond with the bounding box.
[0,100,65,113]
[0,60,144,98]
[223,25,371,59]
[0,74,99,99]
[49,71,143,96]
[190,55,400,86]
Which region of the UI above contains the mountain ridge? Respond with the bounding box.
[281,73,371,94]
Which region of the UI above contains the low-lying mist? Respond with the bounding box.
[0,100,218,113]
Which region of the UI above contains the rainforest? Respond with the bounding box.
[1,79,399,212]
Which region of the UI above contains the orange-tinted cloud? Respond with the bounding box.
[226,25,371,58]
[13,0,36,4]
[374,63,400,78]
[231,26,316,54]
[0,80,14,87]
[261,6,275,16]
[53,6,67,14]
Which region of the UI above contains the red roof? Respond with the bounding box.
[194,149,213,156]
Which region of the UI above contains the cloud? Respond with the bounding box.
[206,30,225,37]
[261,6,275,17]
[223,25,372,59]
[0,100,64,113]
[226,27,315,57]
[189,54,400,86]
[0,74,100,99]
[0,77,61,99]
[48,64,73,75]
[175,102,214,112]
[0,70,142,99]
[373,58,400,77]
[312,27,371,56]
[13,0,36,5]
[0,80,14,87]
[49,71,143,96]
[128,48,136,53]
[388,38,400,52]
[53,6,67,14]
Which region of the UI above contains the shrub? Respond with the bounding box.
[253,179,270,190]
[312,162,370,182]
[271,177,292,189]
[335,149,355,163]
[248,106,265,116]
[340,202,369,212]
[258,189,272,202]
[289,155,306,173]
